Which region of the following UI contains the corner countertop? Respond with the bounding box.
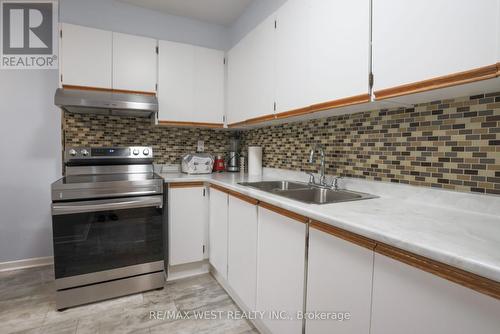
[158,169,500,283]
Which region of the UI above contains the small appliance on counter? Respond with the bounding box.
[226,134,241,172]
[181,153,214,174]
[214,155,225,172]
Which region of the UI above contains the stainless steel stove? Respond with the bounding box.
[50,147,165,310]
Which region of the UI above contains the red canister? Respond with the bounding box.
[213,155,225,172]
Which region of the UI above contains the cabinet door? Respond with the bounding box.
[275,0,310,113]
[112,32,157,93]
[306,228,373,334]
[194,46,225,124]
[227,39,249,124]
[371,253,500,334]
[372,0,498,92]
[60,23,112,89]
[257,207,306,334]
[228,196,258,310]
[309,0,370,105]
[168,186,206,266]
[208,188,228,277]
[227,14,275,124]
[158,40,195,122]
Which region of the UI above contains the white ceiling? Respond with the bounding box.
[118,0,254,26]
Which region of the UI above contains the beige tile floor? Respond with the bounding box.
[0,266,258,334]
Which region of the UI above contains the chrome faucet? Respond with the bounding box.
[308,144,326,186]
[307,143,343,190]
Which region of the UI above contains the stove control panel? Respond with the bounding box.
[64,147,153,162]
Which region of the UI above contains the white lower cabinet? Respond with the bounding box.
[370,253,500,334]
[168,184,207,266]
[256,206,306,334]
[305,227,373,334]
[208,187,228,278]
[227,195,258,310]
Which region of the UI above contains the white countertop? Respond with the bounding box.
[159,168,500,283]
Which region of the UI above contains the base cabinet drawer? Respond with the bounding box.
[370,253,500,334]
[256,206,306,334]
[228,195,258,310]
[306,227,373,334]
[168,185,207,266]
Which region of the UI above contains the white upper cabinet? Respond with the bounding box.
[306,228,373,334]
[227,14,275,124]
[60,23,112,89]
[371,253,500,334]
[308,0,370,104]
[168,185,207,266]
[158,40,195,122]
[274,0,310,113]
[112,32,157,93]
[193,46,225,124]
[158,40,224,123]
[372,0,499,93]
[208,187,228,278]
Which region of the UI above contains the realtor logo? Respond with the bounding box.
[1,0,58,69]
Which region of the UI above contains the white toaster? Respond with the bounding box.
[181,153,214,174]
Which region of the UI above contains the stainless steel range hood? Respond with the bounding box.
[55,88,158,118]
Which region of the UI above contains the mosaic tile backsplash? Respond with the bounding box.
[63,113,231,164]
[242,93,500,195]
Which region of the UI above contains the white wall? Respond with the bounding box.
[0,71,61,262]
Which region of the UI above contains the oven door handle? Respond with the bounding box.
[52,196,163,215]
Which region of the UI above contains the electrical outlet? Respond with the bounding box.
[197,140,205,152]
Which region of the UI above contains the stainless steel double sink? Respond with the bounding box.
[238,181,377,205]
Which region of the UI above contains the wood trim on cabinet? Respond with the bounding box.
[227,120,248,128]
[374,63,499,100]
[62,85,156,96]
[258,201,309,224]
[158,121,224,129]
[310,220,377,251]
[244,113,277,125]
[227,93,370,128]
[374,243,500,300]
[308,93,371,113]
[228,190,259,206]
[169,182,205,188]
[209,183,231,194]
[210,184,259,205]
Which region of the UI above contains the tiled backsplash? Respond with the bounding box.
[63,93,499,195]
[63,113,231,164]
[242,93,500,195]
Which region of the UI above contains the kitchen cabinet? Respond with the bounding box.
[372,0,499,97]
[60,23,112,89]
[306,226,374,334]
[112,32,157,93]
[158,40,224,124]
[227,14,275,124]
[256,205,306,334]
[168,184,207,266]
[227,195,258,310]
[208,187,228,278]
[370,253,500,334]
[274,0,310,113]
[308,0,370,105]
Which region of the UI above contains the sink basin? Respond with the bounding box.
[238,181,377,204]
[238,181,310,192]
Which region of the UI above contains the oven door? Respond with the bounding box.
[51,195,164,281]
